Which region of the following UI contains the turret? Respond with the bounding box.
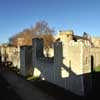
[59,30,74,43]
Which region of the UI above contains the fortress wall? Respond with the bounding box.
[1,46,6,62]
[33,60,85,96]
[20,37,94,96]
[32,41,69,89]
[62,43,69,67]
[82,48,91,73]
[92,37,100,47]
[67,46,82,75]
[66,40,88,75]
[62,41,92,95]
[0,46,20,68]
[54,42,63,66]
[91,48,100,67]
[32,39,86,96]
[65,46,85,95]
[20,46,32,76]
[7,47,20,67]
[43,48,54,57]
[61,40,81,70]
[34,62,69,89]
[67,40,91,74]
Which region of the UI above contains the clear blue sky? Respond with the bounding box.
[0,0,100,43]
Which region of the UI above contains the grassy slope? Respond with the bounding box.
[95,66,100,72]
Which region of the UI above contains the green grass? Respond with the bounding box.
[27,76,40,80]
[94,66,100,72]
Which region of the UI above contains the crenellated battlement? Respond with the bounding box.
[68,39,91,48]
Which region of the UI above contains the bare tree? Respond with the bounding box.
[9,29,36,46]
[9,21,55,56]
[33,21,55,56]
[33,21,54,35]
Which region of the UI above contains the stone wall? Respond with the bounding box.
[92,37,100,47]
[20,46,32,76]
[90,48,100,67]
[0,45,20,68]
[20,32,100,96]
[30,38,92,96]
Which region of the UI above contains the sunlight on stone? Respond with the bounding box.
[33,67,41,77]
[61,67,69,78]
[41,77,45,80]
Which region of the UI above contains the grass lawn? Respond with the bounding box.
[27,76,40,80]
[94,66,100,72]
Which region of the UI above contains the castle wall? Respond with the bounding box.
[82,47,91,73]
[31,38,90,96]
[92,37,100,47]
[64,46,84,95]
[34,62,69,89]
[67,46,82,75]
[64,41,88,95]
[43,48,54,57]
[0,46,20,68]
[31,40,68,89]
[20,32,99,96]
[1,46,6,62]
[91,48,100,67]
[63,39,91,75]
[1,30,99,96]
[20,46,32,76]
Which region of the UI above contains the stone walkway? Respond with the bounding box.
[1,71,54,100]
[0,74,22,100]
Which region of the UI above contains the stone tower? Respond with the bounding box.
[59,30,74,43]
[54,41,63,66]
[20,46,32,76]
[32,38,44,66]
[57,30,74,66]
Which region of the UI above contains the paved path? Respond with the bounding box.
[1,71,54,100]
[0,74,22,100]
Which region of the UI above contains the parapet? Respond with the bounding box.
[59,30,74,36]
[69,39,91,48]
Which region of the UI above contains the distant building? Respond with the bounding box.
[0,44,20,68]
[92,37,100,47]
